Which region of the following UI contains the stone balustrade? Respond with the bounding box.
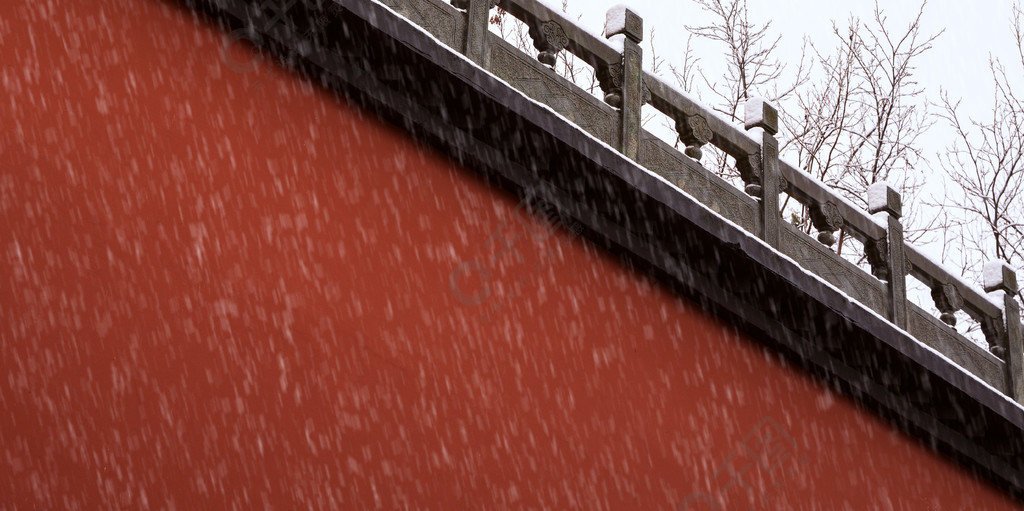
[341,0,1024,403]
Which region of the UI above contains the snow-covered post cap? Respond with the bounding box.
[984,260,1019,294]
[744,97,778,135]
[867,181,902,219]
[606,5,643,43]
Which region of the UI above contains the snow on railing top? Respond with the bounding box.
[495,0,620,69]
[444,0,1022,400]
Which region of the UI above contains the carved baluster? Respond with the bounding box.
[983,261,1023,402]
[981,317,1005,356]
[675,113,712,161]
[743,98,780,248]
[736,152,762,197]
[930,281,963,327]
[866,182,907,328]
[527,19,568,66]
[599,7,646,160]
[865,237,889,281]
[809,201,842,247]
[454,0,499,65]
[596,62,623,107]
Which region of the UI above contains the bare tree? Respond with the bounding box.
[682,0,939,258]
[686,0,805,121]
[667,34,702,95]
[781,1,941,254]
[685,0,808,179]
[939,3,1024,307]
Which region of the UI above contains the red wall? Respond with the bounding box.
[1,0,1020,509]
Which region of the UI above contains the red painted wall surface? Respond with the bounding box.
[1,1,1020,509]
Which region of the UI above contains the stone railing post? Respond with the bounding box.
[453,0,497,65]
[602,6,645,160]
[742,98,781,248]
[984,261,1023,403]
[866,182,908,328]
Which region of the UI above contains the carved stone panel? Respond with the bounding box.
[377,0,462,47]
[489,37,618,146]
[640,135,757,233]
[779,223,887,317]
[907,303,1006,392]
